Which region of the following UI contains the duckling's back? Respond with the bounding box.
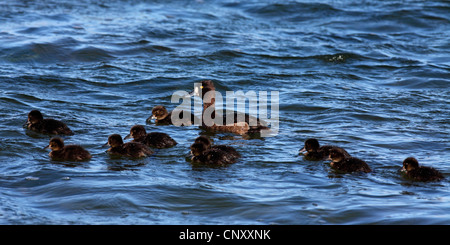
[407,167,444,182]
[122,142,154,158]
[194,148,237,166]
[211,145,241,160]
[332,157,372,173]
[32,119,73,135]
[143,132,177,149]
[50,145,91,161]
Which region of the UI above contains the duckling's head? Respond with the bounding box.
[402,157,419,172]
[328,147,347,163]
[194,136,212,149]
[190,142,208,157]
[151,105,169,121]
[124,125,147,140]
[46,137,64,151]
[28,110,44,124]
[300,138,320,153]
[107,134,124,148]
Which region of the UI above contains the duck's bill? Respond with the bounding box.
[299,147,306,153]
[43,145,50,150]
[103,142,110,147]
[124,134,132,140]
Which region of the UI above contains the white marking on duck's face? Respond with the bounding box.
[194,86,201,97]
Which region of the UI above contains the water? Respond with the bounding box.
[0,0,449,225]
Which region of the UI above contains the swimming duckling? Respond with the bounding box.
[191,80,269,136]
[45,137,91,161]
[194,136,240,160]
[147,105,197,126]
[106,134,154,158]
[124,125,177,149]
[299,138,350,161]
[25,110,73,135]
[328,147,371,173]
[190,141,238,166]
[401,157,444,182]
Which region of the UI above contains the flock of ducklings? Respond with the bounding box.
[24,80,445,182]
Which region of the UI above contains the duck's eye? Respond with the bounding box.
[201,86,203,89]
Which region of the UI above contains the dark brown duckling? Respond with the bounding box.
[401,157,444,182]
[328,147,371,173]
[106,134,154,158]
[124,125,177,149]
[194,136,240,160]
[45,137,91,161]
[191,80,269,136]
[25,110,74,135]
[147,105,197,126]
[190,141,238,166]
[299,138,350,161]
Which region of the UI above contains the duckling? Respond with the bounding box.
[328,147,371,173]
[147,105,197,126]
[299,138,350,161]
[124,125,177,149]
[105,134,153,158]
[190,141,238,166]
[401,157,444,182]
[25,110,74,135]
[194,136,240,160]
[191,80,269,136]
[45,137,91,161]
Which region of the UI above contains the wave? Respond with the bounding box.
[0,37,176,64]
[0,40,114,64]
[240,2,341,22]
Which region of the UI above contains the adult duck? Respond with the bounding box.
[191,80,269,136]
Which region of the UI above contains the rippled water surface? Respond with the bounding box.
[1,0,449,225]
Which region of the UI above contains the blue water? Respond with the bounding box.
[0,0,449,225]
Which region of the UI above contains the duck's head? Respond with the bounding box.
[191,80,215,97]
[124,125,147,140]
[190,142,208,157]
[149,105,169,121]
[328,147,347,163]
[45,137,64,151]
[27,110,44,124]
[299,138,320,153]
[106,134,124,148]
[402,157,419,172]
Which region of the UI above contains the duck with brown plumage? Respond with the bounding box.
[25,110,74,135]
[45,137,91,161]
[105,134,154,158]
[190,80,270,136]
[327,147,372,173]
[401,157,444,182]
